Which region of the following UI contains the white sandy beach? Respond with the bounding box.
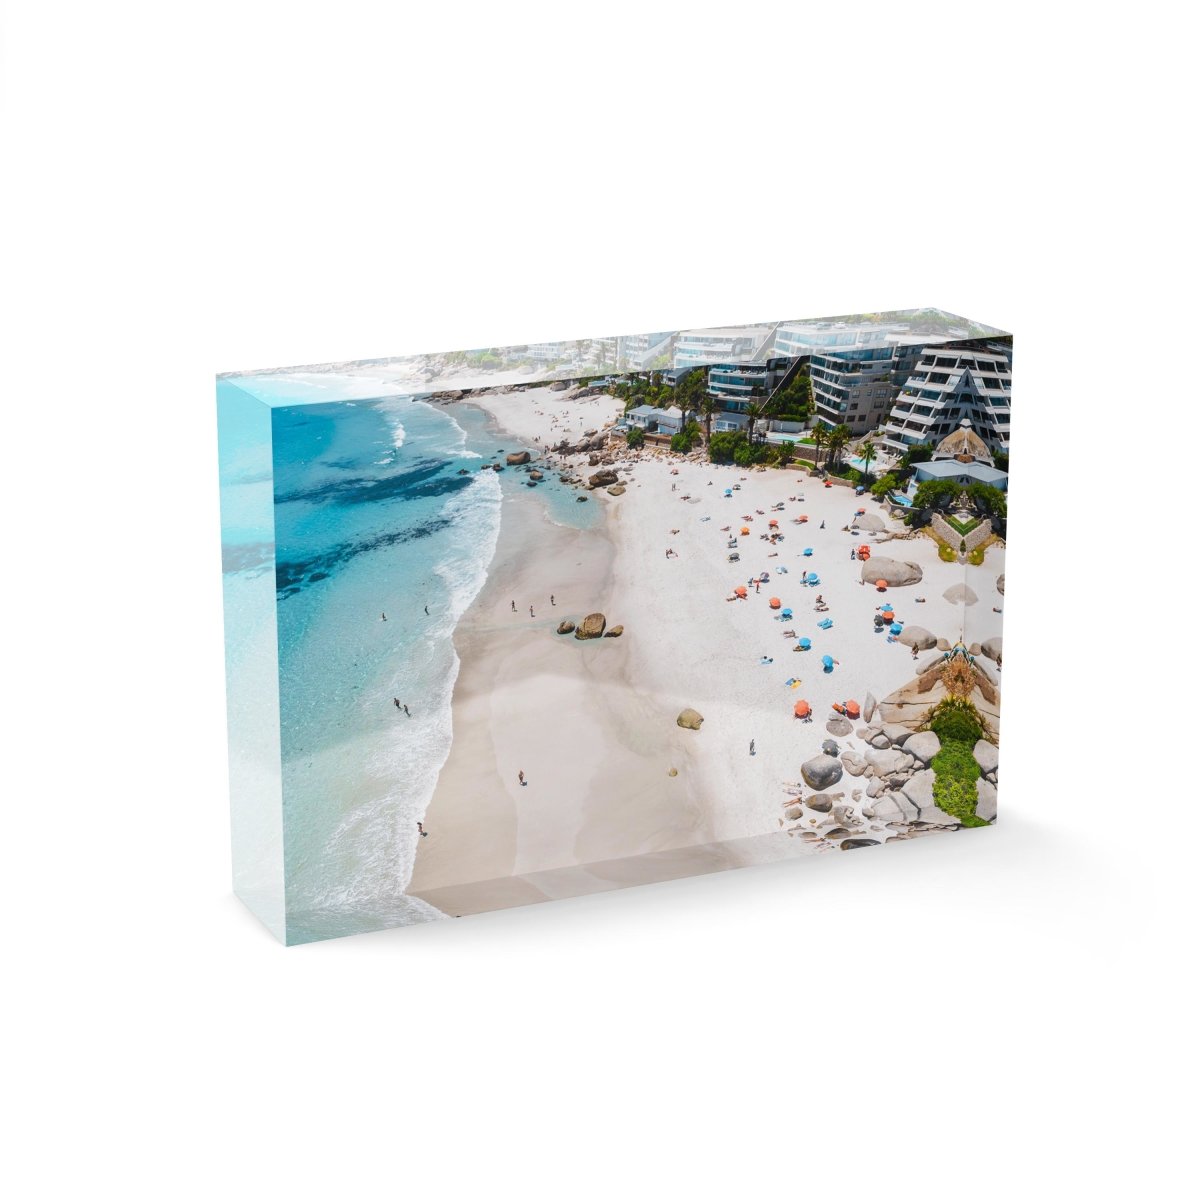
[408,386,1004,916]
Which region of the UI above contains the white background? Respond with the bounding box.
[2,2,1196,1196]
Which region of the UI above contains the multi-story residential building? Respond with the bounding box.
[617,331,673,370]
[773,321,893,357]
[673,326,772,368]
[705,357,809,438]
[878,341,1012,457]
[810,343,922,435]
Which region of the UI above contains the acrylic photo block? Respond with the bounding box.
[218,310,1011,944]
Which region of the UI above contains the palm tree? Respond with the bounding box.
[811,424,827,470]
[745,402,766,444]
[700,394,719,443]
[826,424,852,471]
[859,437,876,483]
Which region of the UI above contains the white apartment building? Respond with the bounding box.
[673,326,771,368]
[878,342,1012,457]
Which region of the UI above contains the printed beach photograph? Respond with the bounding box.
[218,310,1011,944]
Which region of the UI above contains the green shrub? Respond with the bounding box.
[927,697,985,743]
[625,426,646,449]
[930,740,989,827]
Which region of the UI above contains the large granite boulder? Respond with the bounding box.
[556,620,576,635]
[943,582,978,605]
[973,739,999,773]
[981,637,1002,662]
[676,708,704,730]
[588,469,619,489]
[574,612,607,640]
[603,625,624,637]
[801,755,844,791]
[881,723,913,746]
[852,512,885,532]
[506,450,531,466]
[529,469,544,481]
[976,779,998,821]
[901,769,937,808]
[841,752,869,777]
[866,748,910,776]
[840,839,881,851]
[996,573,1005,595]
[607,484,626,496]
[862,692,878,722]
[897,625,938,650]
[904,731,941,764]
[862,557,923,587]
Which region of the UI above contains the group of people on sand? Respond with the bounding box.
[512,594,555,618]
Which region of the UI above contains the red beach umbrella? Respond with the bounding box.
[794,700,811,719]
[769,597,782,609]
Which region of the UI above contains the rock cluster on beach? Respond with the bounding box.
[677,708,704,730]
[574,612,607,640]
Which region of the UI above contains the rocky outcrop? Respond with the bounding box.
[866,748,912,776]
[826,715,853,737]
[801,755,844,791]
[574,612,607,640]
[603,625,624,638]
[904,731,941,764]
[897,625,937,650]
[506,450,531,466]
[676,708,704,730]
[981,637,1002,662]
[588,469,619,489]
[841,752,869,777]
[556,620,576,635]
[901,769,937,808]
[607,484,626,496]
[862,557,923,587]
[862,692,877,722]
[806,793,834,813]
[973,739,999,774]
[840,839,881,850]
[975,779,998,821]
[528,469,544,481]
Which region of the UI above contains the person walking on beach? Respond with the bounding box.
[518,770,526,786]
[749,739,756,756]
[550,594,555,606]
[393,697,401,710]
[424,604,429,616]
[530,605,535,618]
[381,612,387,621]
[912,646,919,660]
[511,600,516,612]
[820,520,825,529]
[404,704,411,717]
[416,821,428,838]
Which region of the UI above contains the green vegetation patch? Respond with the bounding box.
[929,741,989,827]
[943,514,982,536]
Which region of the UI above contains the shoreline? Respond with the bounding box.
[407,386,1004,918]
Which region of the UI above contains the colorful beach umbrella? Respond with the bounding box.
[794,700,811,719]
[798,637,811,650]
[769,597,782,609]
[875,579,888,590]
[821,655,834,671]
[803,548,813,556]
[890,623,903,634]
[734,586,747,597]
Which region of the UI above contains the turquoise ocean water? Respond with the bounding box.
[220,380,593,942]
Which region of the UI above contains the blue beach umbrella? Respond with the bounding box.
[807,573,820,584]
[782,608,793,618]
[821,654,834,672]
[799,637,812,650]
[803,548,813,556]
[890,622,903,635]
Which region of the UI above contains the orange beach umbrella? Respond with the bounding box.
[734,586,748,598]
[875,579,888,591]
[769,597,782,609]
[793,700,811,719]
[843,699,861,719]
[741,526,750,535]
